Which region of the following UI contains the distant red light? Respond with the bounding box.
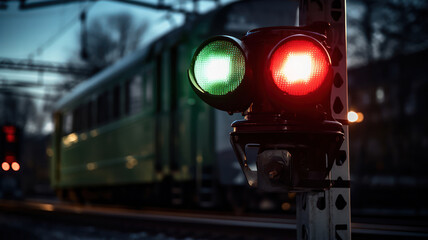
[5,155,16,163]
[11,162,20,171]
[6,134,15,143]
[270,38,330,96]
[2,162,10,171]
[3,126,16,134]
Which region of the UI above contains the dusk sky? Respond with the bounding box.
[0,1,232,84]
[0,0,234,133]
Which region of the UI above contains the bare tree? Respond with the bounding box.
[348,0,428,64]
[0,91,37,131]
[376,0,428,57]
[80,12,149,74]
[347,0,428,178]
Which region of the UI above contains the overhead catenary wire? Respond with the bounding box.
[27,2,96,60]
[0,89,59,101]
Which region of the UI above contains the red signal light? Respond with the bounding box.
[5,155,15,163]
[6,134,15,143]
[3,125,16,142]
[11,162,20,171]
[269,38,331,96]
[3,126,16,134]
[2,162,10,171]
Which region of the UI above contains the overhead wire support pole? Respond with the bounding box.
[297,0,351,239]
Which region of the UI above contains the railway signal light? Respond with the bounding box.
[2,162,10,171]
[11,162,20,171]
[3,125,16,143]
[188,23,344,192]
[189,36,252,113]
[267,36,332,110]
[269,37,330,95]
[1,125,20,172]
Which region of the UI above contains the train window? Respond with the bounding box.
[170,47,177,109]
[97,91,109,125]
[145,69,154,106]
[72,108,79,132]
[72,105,86,133]
[161,52,171,111]
[156,56,162,113]
[126,75,143,115]
[79,105,86,131]
[87,101,93,129]
[113,85,120,119]
[125,79,130,115]
[63,112,73,135]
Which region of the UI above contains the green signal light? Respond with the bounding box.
[193,40,245,95]
[201,56,231,82]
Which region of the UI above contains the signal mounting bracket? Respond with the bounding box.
[230,118,344,192]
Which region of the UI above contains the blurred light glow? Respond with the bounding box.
[3,125,16,134]
[125,156,138,169]
[90,130,98,137]
[39,203,54,212]
[80,133,88,141]
[3,125,16,143]
[196,154,203,163]
[5,155,16,162]
[86,162,97,171]
[43,121,54,134]
[348,111,358,122]
[46,148,54,157]
[11,162,20,171]
[2,162,10,171]
[6,134,16,143]
[376,88,385,103]
[281,202,292,211]
[63,133,78,147]
[357,112,364,123]
[181,165,189,174]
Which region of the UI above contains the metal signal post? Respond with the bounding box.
[297,0,350,239]
[187,0,350,239]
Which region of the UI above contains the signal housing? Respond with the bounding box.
[188,23,344,192]
[240,25,333,120]
[188,35,253,113]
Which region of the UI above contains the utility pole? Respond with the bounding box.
[297,0,350,239]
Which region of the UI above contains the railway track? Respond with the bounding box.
[0,199,427,240]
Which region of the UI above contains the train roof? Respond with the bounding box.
[53,26,185,112]
[53,0,298,112]
[53,10,222,112]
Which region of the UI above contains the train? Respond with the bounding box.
[51,0,299,210]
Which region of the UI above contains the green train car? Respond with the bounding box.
[51,0,298,208]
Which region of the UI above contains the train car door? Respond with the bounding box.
[52,112,63,184]
[156,50,177,177]
[170,46,179,172]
